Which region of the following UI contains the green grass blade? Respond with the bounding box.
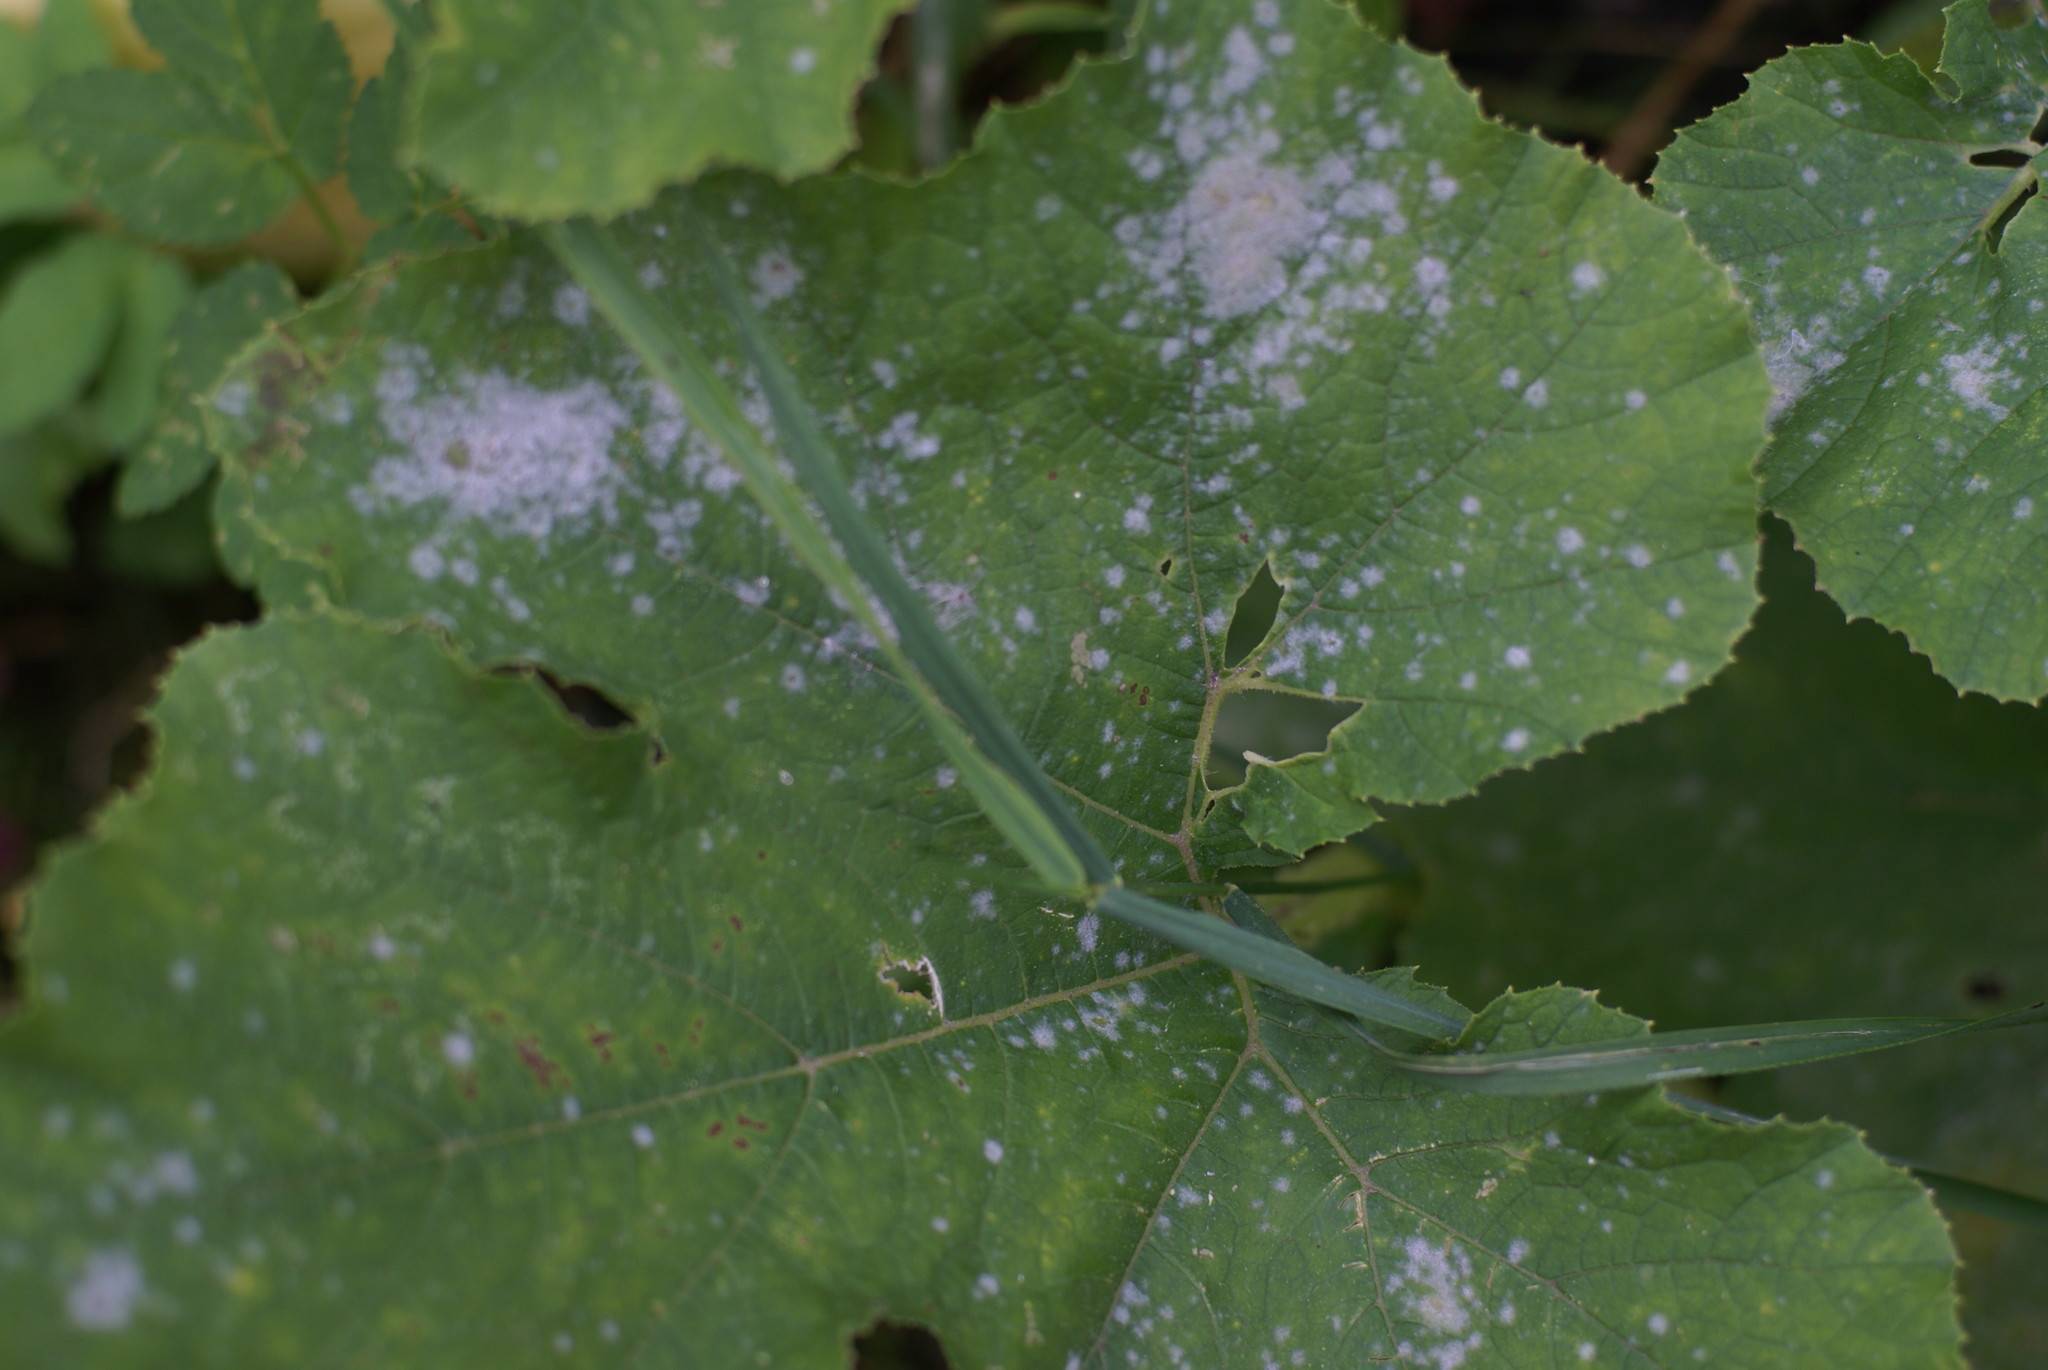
[1221,888,2048,1094]
[1099,887,1466,1038]
[1353,1003,2048,1096]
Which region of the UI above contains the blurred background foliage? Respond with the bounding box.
[1,0,2041,1362]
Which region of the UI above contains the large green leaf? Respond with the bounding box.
[407,0,915,219]
[1392,521,2048,1364]
[3,613,1959,1365]
[26,0,353,245]
[219,0,1766,866]
[1655,0,2048,700]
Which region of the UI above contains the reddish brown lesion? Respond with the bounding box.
[514,1037,564,1090]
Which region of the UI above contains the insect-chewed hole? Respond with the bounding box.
[852,1318,952,1370]
[1964,971,2007,1003]
[1986,177,2039,252]
[1990,0,2036,30]
[502,664,639,732]
[879,956,943,1016]
[1222,560,1283,666]
[1206,688,1359,789]
[1968,147,2034,169]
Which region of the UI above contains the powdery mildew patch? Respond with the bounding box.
[358,344,631,545]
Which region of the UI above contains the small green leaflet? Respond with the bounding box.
[0,229,192,560]
[406,0,916,218]
[118,260,297,518]
[27,0,354,245]
[1657,0,2048,700]
[0,233,127,435]
[1393,523,2048,1361]
[1,616,1958,1366]
[0,0,106,222]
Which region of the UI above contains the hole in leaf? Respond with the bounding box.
[1989,0,2034,29]
[1206,688,1359,789]
[879,956,943,1015]
[1157,555,1174,577]
[852,1318,952,1370]
[1222,561,1283,666]
[1964,971,2007,1003]
[1968,147,2033,169]
[504,666,638,732]
[1986,177,2038,251]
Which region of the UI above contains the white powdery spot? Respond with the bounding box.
[1760,322,1845,423]
[442,1032,475,1068]
[1522,379,1549,409]
[983,1138,1005,1164]
[1217,25,1268,99]
[67,1250,145,1331]
[1942,342,2017,420]
[1393,1235,1485,1368]
[2015,497,2035,521]
[1556,526,1585,555]
[1076,913,1101,954]
[1181,153,1319,320]
[1664,659,1692,686]
[1503,645,1531,670]
[750,251,803,306]
[970,889,997,920]
[631,1123,656,1149]
[551,284,590,327]
[789,47,816,74]
[366,347,630,544]
[1502,727,1531,754]
[1648,1312,1671,1336]
[1570,261,1605,293]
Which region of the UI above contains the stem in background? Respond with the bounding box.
[912,0,964,171]
[1601,0,1765,180]
[280,154,354,275]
